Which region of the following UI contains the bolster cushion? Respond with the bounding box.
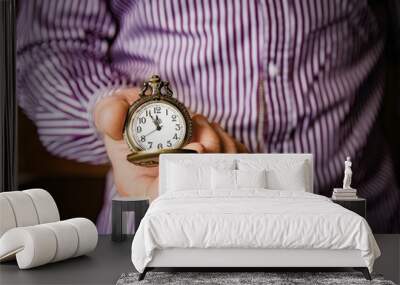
[0,218,98,269]
[0,189,60,237]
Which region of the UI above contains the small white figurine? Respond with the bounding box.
[343,156,353,189]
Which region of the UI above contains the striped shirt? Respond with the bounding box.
[17,0,400,233]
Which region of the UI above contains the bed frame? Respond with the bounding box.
[138,154,371,280]
[140,248,370,280]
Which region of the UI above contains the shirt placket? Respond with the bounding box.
[262,0,296,153]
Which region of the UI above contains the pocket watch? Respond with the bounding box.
[124,75,195,167]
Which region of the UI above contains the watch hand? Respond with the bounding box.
[143,128,158,137]
[155,115,162,128]
[149,113,158,127]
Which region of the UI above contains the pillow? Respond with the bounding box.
[236,169,267,188]
[238,159,308,191]
[211,169,267,190]
[167,163,211,191]
[166,159,236,192]
[211,168,236,190]
[266,167,307,191]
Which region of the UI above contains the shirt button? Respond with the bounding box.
[268,63,279,78]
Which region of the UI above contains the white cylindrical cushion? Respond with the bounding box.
[0,196,17,237]
[1,192,39,227]
[23,189,60,224]
[42,222,79,262]
[0,218,98,269]
[65,218,98,257]
[0,226,57,269]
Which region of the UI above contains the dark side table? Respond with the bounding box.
[331,197,366,219]
[112,197,149,242]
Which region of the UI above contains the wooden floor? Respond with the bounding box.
[0,235,398,285]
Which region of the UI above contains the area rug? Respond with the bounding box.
[116,272,396,285]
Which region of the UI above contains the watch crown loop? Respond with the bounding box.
[139,75,173,98]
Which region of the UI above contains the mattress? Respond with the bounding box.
[131,190,380,272]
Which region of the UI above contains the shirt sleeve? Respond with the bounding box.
[16,0,131,165]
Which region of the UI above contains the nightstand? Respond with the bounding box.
[331,197,366,218]
[112,197,149,242]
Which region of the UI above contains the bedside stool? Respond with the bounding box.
[331,197,366,218]
[112,197,149,242]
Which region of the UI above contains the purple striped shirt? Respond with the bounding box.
[17,0,399,233]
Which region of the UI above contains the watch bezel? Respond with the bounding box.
[123,95,192,153]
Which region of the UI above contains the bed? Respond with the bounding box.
[131,154,380,280]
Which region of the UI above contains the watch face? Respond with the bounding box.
[128,101,187,151]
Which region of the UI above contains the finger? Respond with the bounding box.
[183,142,206,153]
[191,114,221,153]
[103,135,158,197]
[94,96,129,140]
[236,141,249,153]
[211,123,237,153]
[94,88,140,140]
[114,87,141,105]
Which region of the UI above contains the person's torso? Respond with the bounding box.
[109,0,390,196]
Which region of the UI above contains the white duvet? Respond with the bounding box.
[131,190,380,273]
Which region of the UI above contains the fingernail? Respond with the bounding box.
[211,122,221,129]
[195,115,208,126]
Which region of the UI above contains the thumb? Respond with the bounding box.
[94,88,140,140]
